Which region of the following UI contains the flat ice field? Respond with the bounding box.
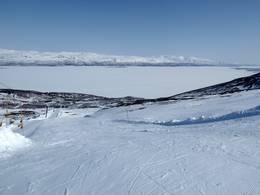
[0,66,251,98]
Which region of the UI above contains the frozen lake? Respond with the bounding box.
[0,66,251,98]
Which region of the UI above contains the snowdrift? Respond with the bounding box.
[118,105,260,126]
[0,126,32,158]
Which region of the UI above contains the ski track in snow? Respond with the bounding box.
[0,90,260,194]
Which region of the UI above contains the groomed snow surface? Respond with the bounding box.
[0,90,260,194]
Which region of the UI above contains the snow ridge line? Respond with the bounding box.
[116,105,260,126]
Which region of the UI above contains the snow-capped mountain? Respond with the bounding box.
[0,48,215,66]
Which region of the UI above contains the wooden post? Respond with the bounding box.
[45,105,49,118]
[18,113,24,129]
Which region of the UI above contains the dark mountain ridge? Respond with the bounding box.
[0,72,259,110]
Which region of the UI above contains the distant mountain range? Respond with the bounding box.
[0,48,216,66]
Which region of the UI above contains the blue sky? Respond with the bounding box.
[0,0,260,64]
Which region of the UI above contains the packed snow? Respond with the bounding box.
[0,89,260,194]
[0,66,251,98]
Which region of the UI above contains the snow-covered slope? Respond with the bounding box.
[0,89,260,194]
[1,71,260,194]
[0,48,215,66]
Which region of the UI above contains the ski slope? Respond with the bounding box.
[0,90,260,194]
